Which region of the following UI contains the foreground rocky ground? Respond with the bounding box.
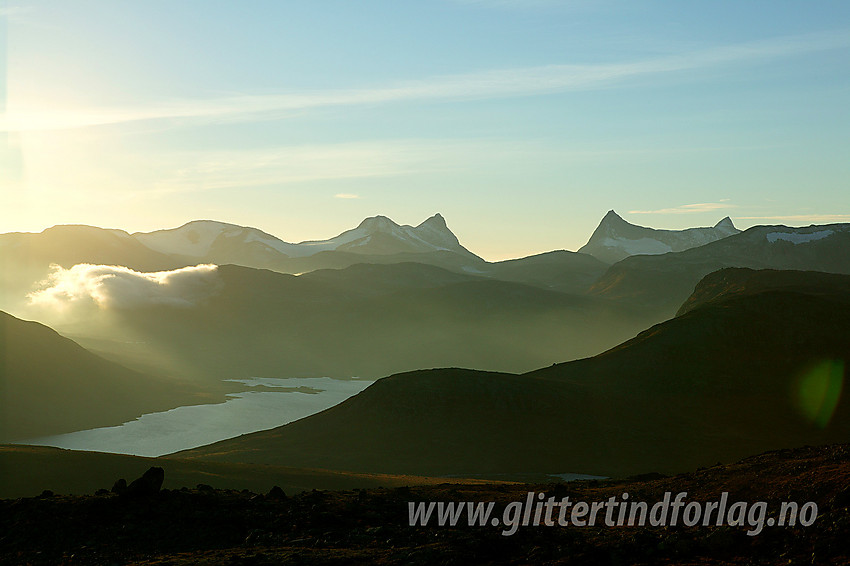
[2,444,850,565]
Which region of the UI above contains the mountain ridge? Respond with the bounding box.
[578,209,741,263]
[590,222,850,316]
[0,311,203,442]
[132,213,476,261]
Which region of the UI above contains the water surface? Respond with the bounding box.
[17,377,372,457]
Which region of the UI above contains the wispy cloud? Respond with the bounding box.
[629,202,736,215]
[145,142,440,195]
[735,214,850,223]
[2,30,847,132]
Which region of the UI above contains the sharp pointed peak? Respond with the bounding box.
[715,216,736,229]
[600,210,629,225]
[418,213,447,229]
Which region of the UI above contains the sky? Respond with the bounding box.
[1,1,848,260]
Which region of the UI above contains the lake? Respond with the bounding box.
[16,377,373,457]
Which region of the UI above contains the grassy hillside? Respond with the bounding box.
[0,311,203,441]
[0,444,496,499]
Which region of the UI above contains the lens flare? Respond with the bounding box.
[795,359,844,428]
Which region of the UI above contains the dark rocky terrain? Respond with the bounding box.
[2,443,849,565]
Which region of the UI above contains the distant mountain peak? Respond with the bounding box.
[578,210,742,263]
[602,210,627,223]
[714,216,736,230]
[356,215,401,233]
[419,213,447,230]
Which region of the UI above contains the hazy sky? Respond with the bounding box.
[1,1,848,260]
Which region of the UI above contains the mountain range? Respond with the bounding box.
[0,210,739,315]
[136,213,473,258]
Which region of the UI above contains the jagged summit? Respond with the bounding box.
[715,216,735,229]
[330,213,464,255]
[418,213,448,230]
[578,210,741,264]
[601,210,627,223]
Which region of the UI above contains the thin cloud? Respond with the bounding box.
[735,214,850,223]
[145,141,437,195]
[2,30,848,132]
[629,202,737,215]
[334,193,361,199]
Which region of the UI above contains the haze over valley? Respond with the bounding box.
[2,211,848,479]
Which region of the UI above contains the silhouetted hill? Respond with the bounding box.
[477,250,609,294]
[0,312,201,442]
[590,223,850,317]
[578,210,740,263]
[178,269,850,477]
[86,263,648,380]
[677,267,850,316]
[297,262,485,297]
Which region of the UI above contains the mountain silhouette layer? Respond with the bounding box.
[177,269,850,477]
[0,311,201,442]
[590,223,850,317]
[76,262,648,380]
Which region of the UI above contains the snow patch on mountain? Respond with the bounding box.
[135,221,254,257]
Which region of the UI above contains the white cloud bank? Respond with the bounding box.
[28,264,221,310]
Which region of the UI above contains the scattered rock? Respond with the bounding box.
[124,467,164,497]
[267,486,287,499]
[111,479,127,494]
